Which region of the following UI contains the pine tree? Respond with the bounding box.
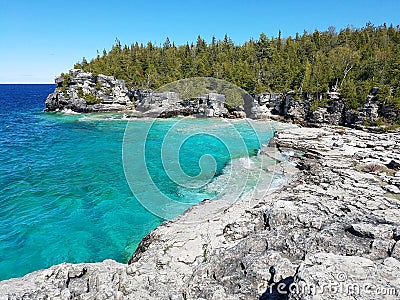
[74,24,400,111]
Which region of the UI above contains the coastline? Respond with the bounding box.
[1,124,399,299]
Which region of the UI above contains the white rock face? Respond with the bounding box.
[45,69,134,113]
[1,126,400,299]
[135,91,228,118]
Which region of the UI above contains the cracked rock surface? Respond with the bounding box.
[1,126,400,299]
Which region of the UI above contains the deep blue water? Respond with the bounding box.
[0,84,278,280]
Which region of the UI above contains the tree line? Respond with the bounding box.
[74,23,400,110]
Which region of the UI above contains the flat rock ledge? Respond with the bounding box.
[1,126,400,299]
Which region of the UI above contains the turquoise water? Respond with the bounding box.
[0,84,278,281]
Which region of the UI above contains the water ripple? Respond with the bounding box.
[0,84,277,281]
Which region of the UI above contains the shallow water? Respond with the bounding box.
[0,84,281,280]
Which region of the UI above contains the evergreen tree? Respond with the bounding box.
[74,24,400,110]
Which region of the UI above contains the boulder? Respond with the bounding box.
[135,91,179,112]
[134,91,229,117]
[243,92,285,119]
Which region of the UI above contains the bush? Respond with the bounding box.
[95,80,102,91]
[83,93,102,104]
[310,98,328,112]
[60,73,71,92]
[77,87,84,98]
[362,116,371,127]
[105,88,113,96]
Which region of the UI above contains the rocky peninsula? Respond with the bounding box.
[1,123,400,299]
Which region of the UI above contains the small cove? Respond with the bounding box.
[0,84,286,280]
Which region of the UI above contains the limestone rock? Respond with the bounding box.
[244,87,399,127]
[135,91,228,118]
[347,223,394,239]
[381,104,400,123]
[2,126,400,299]
[289,253,400,299]
[45,69,134,113]
[357,93,380,125]
[243,92,285,119]
[384,184,400,194]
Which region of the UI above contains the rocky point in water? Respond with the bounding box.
[45,69,134,113]
[1,124,400,299]
[45,69,231,118]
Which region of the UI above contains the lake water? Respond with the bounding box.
[0,84,282,280]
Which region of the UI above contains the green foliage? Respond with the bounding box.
[83,93,102,104]
[385,96,400,110]
[375,116,400,131]
[95,80,102,91]
[74,24,400,111]
[77,87,84,98]
[375,116,385,126]
[157,77,246,108]
[363,116,372,127]
[60,73,71,92]
[310,98,328,111]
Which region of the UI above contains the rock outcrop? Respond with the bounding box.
[45,69,134,113]
[246,88,399,128]
[45,70,231,118]
[308,91,345,125]
[134,90,228,118]
[2,125,400,299]
[355,90,380,125]
[45,70,399,127]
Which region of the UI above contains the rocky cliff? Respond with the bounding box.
[1,125,400,299]
[45,69,135,113]
[248,87,400,129]
[46,70,399,129]
[45,70,229,118]
[134,90,229,118]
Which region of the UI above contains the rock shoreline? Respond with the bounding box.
[45,69,400,129]
[1,125,400,299]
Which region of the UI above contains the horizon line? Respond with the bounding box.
[0,82,55,85]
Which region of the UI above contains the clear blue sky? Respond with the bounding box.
[0,0,399,83]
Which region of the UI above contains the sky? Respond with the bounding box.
[0,0,399,83]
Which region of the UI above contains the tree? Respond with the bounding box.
[163,37,171,49]
[328,46,360,89]
[73,23,400,113]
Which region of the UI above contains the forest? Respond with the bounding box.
[74,23,400,110]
